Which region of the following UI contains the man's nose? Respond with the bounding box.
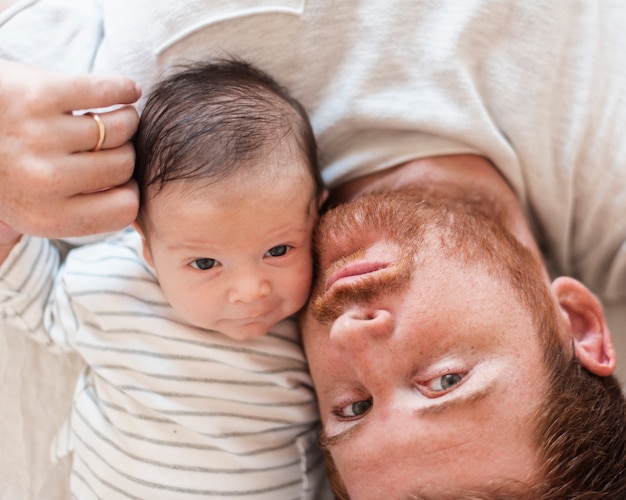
[329,308,394,354]
[227,274,271,304]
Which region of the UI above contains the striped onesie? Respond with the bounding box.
[0,229,326,499]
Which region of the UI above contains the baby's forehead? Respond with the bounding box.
[146,165,318,215]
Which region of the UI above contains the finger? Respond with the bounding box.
[23,180,139,238]
[65,179,140,236]
[77,105,140,153]
[53,72,142,113]
[9,60,142,116]
[32,106,139,154]
[0,179,138,239]
[55,143,137,196]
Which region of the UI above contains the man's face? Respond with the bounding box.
[302,192,555,498]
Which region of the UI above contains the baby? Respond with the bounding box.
[0,60,328,499]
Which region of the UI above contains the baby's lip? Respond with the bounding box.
[237,309,273,321]
[326,260,390,291]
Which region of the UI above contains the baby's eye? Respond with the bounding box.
[265,245,291,257]
[423,373,464,393]
[335,399,372,419]
[190,258,219,270]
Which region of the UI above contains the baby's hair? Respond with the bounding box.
[134,58,323,215]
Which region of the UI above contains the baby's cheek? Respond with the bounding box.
[296,273,315,308]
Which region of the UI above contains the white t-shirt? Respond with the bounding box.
[2,0,625,304]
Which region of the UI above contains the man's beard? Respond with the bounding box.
[307,187,545,328]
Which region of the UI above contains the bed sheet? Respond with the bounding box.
[0,328,82,500]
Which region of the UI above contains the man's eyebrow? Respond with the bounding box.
[319,382,497,451]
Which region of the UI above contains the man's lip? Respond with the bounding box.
[326,261,390,291]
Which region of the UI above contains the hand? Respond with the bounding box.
[0,59,142,238]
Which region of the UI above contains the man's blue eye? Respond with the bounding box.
[424,372,464,393]
[266,245,290,257]
[440,373,462,390]
[191,258,217,270]
[349,400,371,416]
[337,399,372,419]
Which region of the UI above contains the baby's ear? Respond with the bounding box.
[131,221,154,267]
[551,276,616,376]
[318,189,329,210]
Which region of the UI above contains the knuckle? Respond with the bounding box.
[117,144,137,175]
[125,106,140,134]
[26,160,59,192]
[93,146,135,182]
[19,88,43,114]
[23,122,54,153]
[117,198,140,225]
[20,83,55,117]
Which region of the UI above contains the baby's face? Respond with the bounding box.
[138,166,319,340]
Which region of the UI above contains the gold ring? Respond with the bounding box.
[87,112,106,152]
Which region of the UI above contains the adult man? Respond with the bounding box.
[2,0,626,497]
[301,154,626,498]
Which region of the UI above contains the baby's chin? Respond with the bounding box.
[191,302,305,341]
[209,315,279,341]
[221,322,272,341]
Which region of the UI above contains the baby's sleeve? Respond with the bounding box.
[0,236,76,352]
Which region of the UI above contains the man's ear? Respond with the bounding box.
[551,276,616,376]
[131,221,154,267]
